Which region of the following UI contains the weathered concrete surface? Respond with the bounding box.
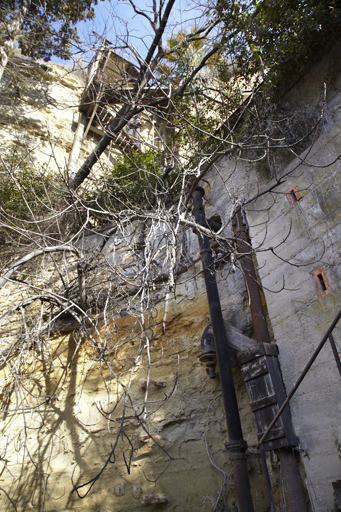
[202,44,341,512]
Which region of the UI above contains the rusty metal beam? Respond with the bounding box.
[232,204,309,512]
[232,206,271,344]
[277,448,308,512]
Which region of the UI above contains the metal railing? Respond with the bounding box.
[258,308,341,448]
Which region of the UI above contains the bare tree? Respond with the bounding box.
[1,1,340,510]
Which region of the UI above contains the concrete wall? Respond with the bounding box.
[202,44,341,512]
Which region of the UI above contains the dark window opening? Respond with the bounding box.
[317,273,327,292]
[312,267,332,299]
[290,190,298,204]
[285,185,302,207]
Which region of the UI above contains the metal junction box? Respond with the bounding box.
[238,343,297,451]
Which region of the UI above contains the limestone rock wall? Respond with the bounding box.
[0,58,272,512]
[0,55,116,180]
[0,265,272,512]
[0,56,84,172]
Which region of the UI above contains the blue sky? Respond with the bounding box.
[62,0,207,67]
[76,0,153,61]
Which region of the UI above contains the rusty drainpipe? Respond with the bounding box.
[232,205,309,512]
[192,187,254,512]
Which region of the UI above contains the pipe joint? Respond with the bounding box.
[225,440,248,454]
[229,452,249,461]
[193,186,205,196]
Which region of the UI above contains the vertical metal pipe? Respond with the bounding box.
[193,187,254,512]
[232,205,309,512]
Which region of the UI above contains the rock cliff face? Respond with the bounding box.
[0,55,117,179]
[0,258,271,512]
[0,55,270,512]
[0,226,269,511]
[0,56,84,171]
[0,46,341,512]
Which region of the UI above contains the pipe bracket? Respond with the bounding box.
[230,452,249,461]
